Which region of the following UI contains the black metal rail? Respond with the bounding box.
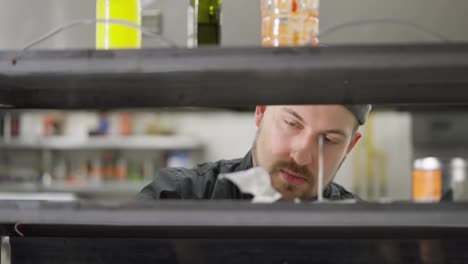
[1,44,468,109]
[0,201,468,238]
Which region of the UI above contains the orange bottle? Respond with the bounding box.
[412,158,442,202]
[119,112,133,136]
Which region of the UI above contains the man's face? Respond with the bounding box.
[253,105,362,200]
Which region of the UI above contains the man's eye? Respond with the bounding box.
[324,136,340,144]
[284,119,297,127]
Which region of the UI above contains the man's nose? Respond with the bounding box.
[290,136,318,166]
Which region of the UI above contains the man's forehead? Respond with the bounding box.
[277,105,352,118]
[273,105,356,130]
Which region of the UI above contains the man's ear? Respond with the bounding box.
[255,106,267,127]
[346,132,362,154]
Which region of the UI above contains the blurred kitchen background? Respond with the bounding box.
[1,0,468,202]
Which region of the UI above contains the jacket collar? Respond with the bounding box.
[238,150,254,171]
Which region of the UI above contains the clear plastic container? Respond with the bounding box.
[261,0,319,47]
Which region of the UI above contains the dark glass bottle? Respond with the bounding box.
[193,0,221,45]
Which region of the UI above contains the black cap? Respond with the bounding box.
[344,105,372,125]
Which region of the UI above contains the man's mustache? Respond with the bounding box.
[269,160,313,179]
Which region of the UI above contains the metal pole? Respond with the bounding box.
[318,134,324,202]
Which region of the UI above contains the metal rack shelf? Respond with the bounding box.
[0,135,203,150]
[2,202,468,264]
[1,44,468,109]
[0,182,146,195]
[0,201,468,237]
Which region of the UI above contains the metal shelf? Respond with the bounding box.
[0,201,468,238]
[4,201,468,263]
[44,182,146,192]
[0,182,146,196]
[0,135,203,150]
[0,192,76,201]
[1,44,468,109]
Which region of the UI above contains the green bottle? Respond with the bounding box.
[192,0,221,45]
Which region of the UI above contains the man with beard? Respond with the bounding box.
[137,105,371,200]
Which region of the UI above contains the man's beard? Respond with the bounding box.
[252,127,315,196]
[252,126,347,198]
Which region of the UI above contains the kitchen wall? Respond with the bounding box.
[222,0,468,46]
